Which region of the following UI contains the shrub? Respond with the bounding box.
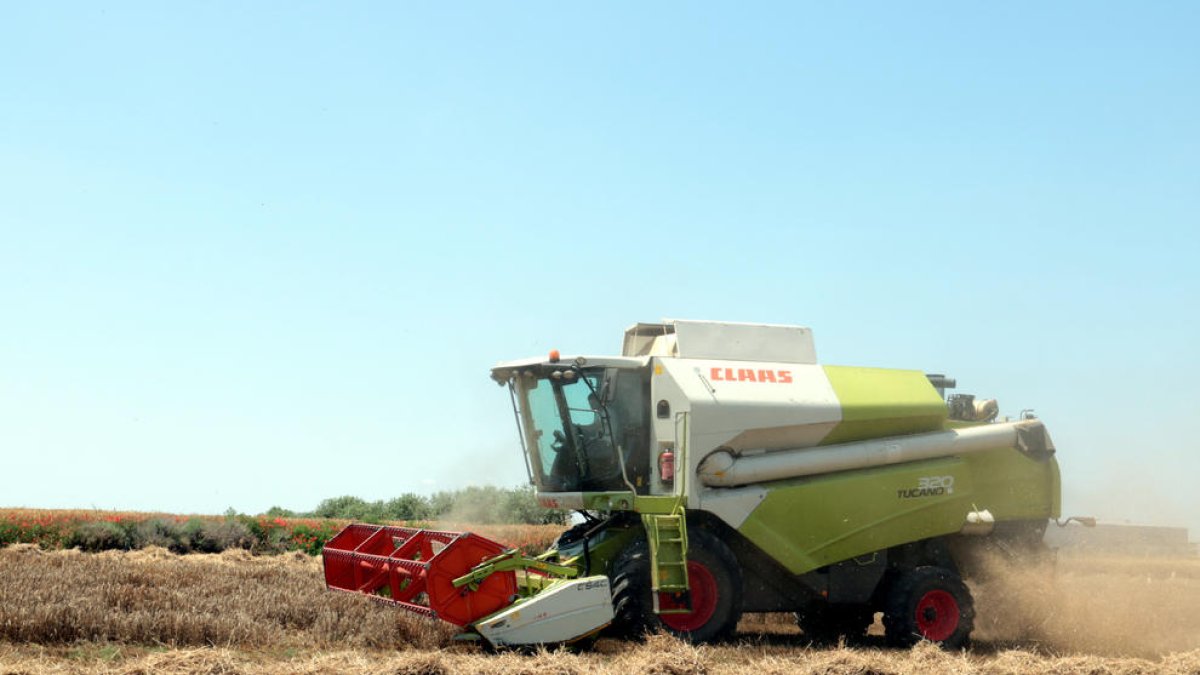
[179,518,254,553]
[66,521,129,552]
[382,494,431,521]
[0,513,73,548]
[300,486,563,525]
[238,515,292,554]
[287,521,342,556]
[422,485,566,525]
[0,521,20,546]
[504,484,569,525]
[204,519,254,551]
[132,519,186,552]
[313,496,371,520]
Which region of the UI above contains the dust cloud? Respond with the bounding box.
[969,550,1200,657]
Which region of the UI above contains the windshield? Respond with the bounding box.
[513,366,648,493]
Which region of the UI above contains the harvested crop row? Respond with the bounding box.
[3,637,1200,675]
[0,545,454,649]
[3,545,1200,675]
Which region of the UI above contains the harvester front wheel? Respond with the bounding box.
[609,528,742,643]
[882,566,974,649]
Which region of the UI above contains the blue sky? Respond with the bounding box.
[2,3,1197,532]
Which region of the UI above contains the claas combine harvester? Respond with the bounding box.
[323,320,1062,648]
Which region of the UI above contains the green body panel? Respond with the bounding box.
[967,445,1061,520]
[589,525,640,572]
[634,495,682,515]
[736,447,1060,575]
[1050,456,1062,517]
[820,366,947,445]
[582,491,637,511]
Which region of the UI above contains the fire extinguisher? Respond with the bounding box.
[659,447,675,484]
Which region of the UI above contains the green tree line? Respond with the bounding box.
[266,484,568,525]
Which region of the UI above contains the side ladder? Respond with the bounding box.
[639,410,692,615]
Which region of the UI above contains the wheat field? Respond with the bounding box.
[2,543,1199,674]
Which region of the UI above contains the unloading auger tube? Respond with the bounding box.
[697,418,1055,487]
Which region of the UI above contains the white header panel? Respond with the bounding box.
[674,320,816,363]
[624,320,817,363]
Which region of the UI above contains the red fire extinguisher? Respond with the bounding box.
[659,447,675,483]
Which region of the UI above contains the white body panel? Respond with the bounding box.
[659,359,842,451]
[624,319,817,363]
[652,357,843,509]
[694,485,769,529]
[473,577,613,647]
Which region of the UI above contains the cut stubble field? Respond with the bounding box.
[2,542,1200,674]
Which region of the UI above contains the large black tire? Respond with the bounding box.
[609,528,743,643]
[795,602,875,646]
[883,566,974,649]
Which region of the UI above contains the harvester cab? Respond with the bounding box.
[323,320,1062,649]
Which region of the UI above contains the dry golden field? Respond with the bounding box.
[2,543,1199,674]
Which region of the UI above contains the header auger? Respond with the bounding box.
[324,320,1063,648]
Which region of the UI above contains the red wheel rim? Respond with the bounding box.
[659,561,719,632]
[915,589,959,641]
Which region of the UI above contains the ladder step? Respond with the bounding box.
[642,511,690,612]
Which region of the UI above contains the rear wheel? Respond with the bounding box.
[609,528,742,643]
[883,566,974,649]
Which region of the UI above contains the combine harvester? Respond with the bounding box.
[323,320,1062,648]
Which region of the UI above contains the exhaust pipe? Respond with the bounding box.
[698,419,1054,488]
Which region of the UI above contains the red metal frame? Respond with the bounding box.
[322,523,517,626]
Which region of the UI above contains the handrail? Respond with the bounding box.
[672,411,689,515]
